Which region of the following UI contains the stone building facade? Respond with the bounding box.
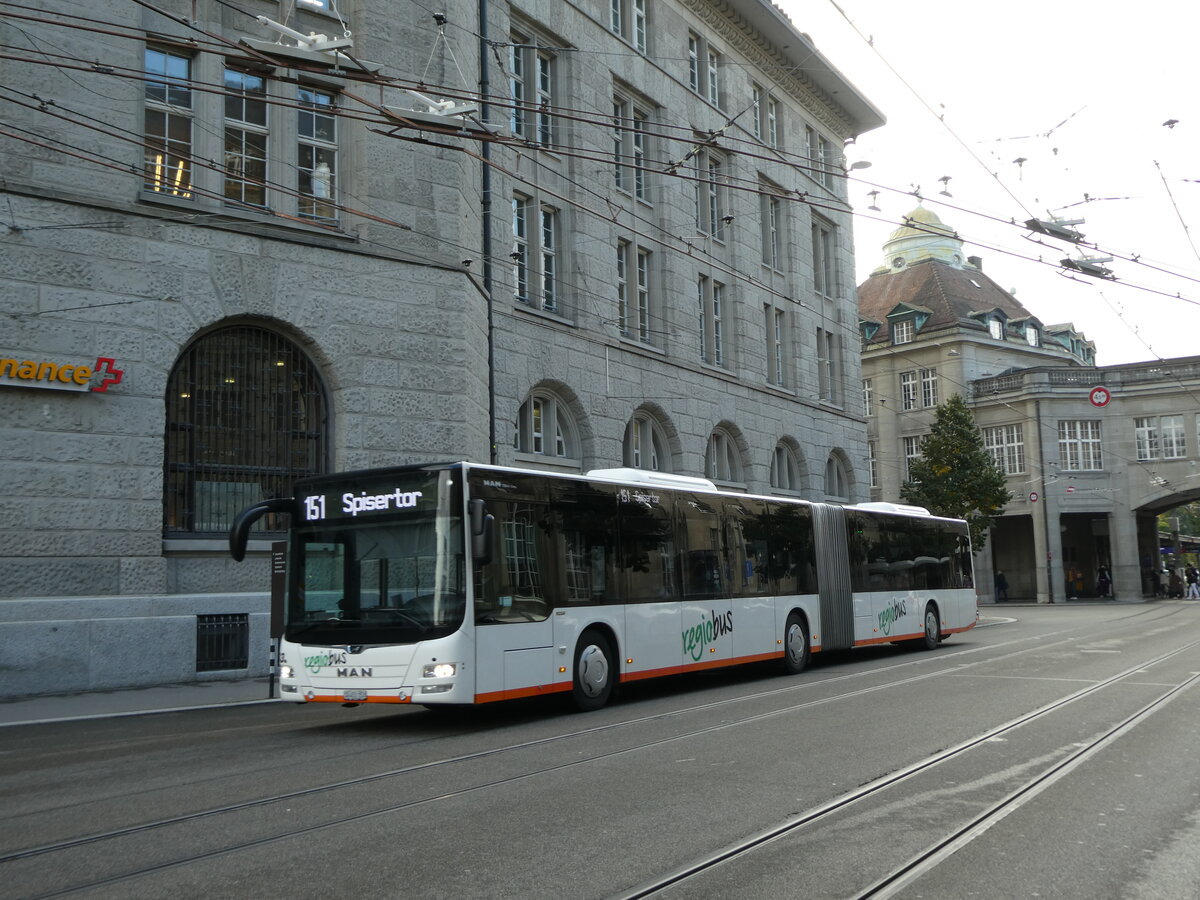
[0,0,882,696]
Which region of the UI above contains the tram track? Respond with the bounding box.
[1,604,1188,897]
[617,635,1200,899]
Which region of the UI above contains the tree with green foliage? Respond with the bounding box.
[899,394,1011,551]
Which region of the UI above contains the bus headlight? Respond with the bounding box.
[280,665,294,679]
[422,662,457,679]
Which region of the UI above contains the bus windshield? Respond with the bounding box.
[286,469,466,645]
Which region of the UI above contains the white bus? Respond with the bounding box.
[230,462,977,711]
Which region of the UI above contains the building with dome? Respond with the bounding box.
[859,206,1200,603]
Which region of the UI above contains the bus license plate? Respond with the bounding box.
[343,690,367,701]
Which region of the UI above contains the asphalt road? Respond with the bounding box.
[4,603,1200,899]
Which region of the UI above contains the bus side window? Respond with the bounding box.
[619,494,677,602]
[679,493,723,600]
[473,496,550,622]
[546,479,620,604]
[722,497,768,597]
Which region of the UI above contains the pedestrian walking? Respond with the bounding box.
[1096,566,1111,598]
[1187,566,1200,599]
[994,570,1009,602]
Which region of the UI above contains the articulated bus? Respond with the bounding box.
[230,462,977,711]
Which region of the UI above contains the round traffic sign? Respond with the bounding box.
[1089,386,1111,407]
[1029,491,1039,502]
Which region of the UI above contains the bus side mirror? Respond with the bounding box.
[469,498,494,566]
[229,497,295,561]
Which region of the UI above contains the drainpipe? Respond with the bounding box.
[479,0,497,463]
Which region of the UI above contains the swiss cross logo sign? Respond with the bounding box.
[1088,386,1111,407]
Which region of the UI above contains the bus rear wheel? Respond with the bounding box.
[572,630,616,711]
[780,612,810,675]
[917,604,940,651]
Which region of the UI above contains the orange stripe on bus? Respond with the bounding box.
[621,650,784,683]
[474,682,573,704]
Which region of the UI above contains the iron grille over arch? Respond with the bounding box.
[165,324,328,536]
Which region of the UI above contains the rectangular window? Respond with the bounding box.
[1135,416,1159,460]
[984,424,1026,475]
[805,125,834,187]
[1059,420,1104,471]
[616,240,629,336]
[816,328,839,403]
[893,319,914,344]
[812,217,837,298]
[920,368,939,407]
[687,32,721,106]
[511,35,554,146]
[613,94,650,202]
[750,84,762,139]
[693,149,726,239]
[535,51,553,145]
[863,378,873,416]
[903,435,924,482]
[1138,415,1185,459]
[539,206,557,310]
[687,33,700,91]
[706,48,721,106]
[765,306,787,386]
[512,195,559,311]
[900,370,917,410]
[868,441,878,488]
[636,247,651,343]
[297,87,337,222]
[509,37,527,138]
[1163,415,1185,458]
[611,0,647,52]
[766,96,780,148]
[512,195,529,301]
[698,276,725,366]
[761,188,783,269]
[144,47,193,198]
[223,68,269,208]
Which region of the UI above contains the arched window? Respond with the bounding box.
[514,390,579,466]
[623,411,670,471]
[705,428,743,484]
[165,324,327,535]
[825,453,849,501]
[770,442,801,493]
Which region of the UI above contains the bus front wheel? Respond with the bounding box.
[780,612,810,675]
[572,630,616,711]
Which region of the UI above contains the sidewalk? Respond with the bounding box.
[0,677,279,728]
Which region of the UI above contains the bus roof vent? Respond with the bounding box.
[854,501,931,516]
[586,468,718,491]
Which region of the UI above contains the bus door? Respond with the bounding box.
[617,487,679,678]
[812,504,854,651]
[471,476,556,700]
[546,478,623,690]
[678,493,731,668]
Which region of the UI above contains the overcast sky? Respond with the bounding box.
[781,0,1200,366]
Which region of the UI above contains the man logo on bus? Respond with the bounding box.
[878,599,908,636]
[682,609,734,661]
